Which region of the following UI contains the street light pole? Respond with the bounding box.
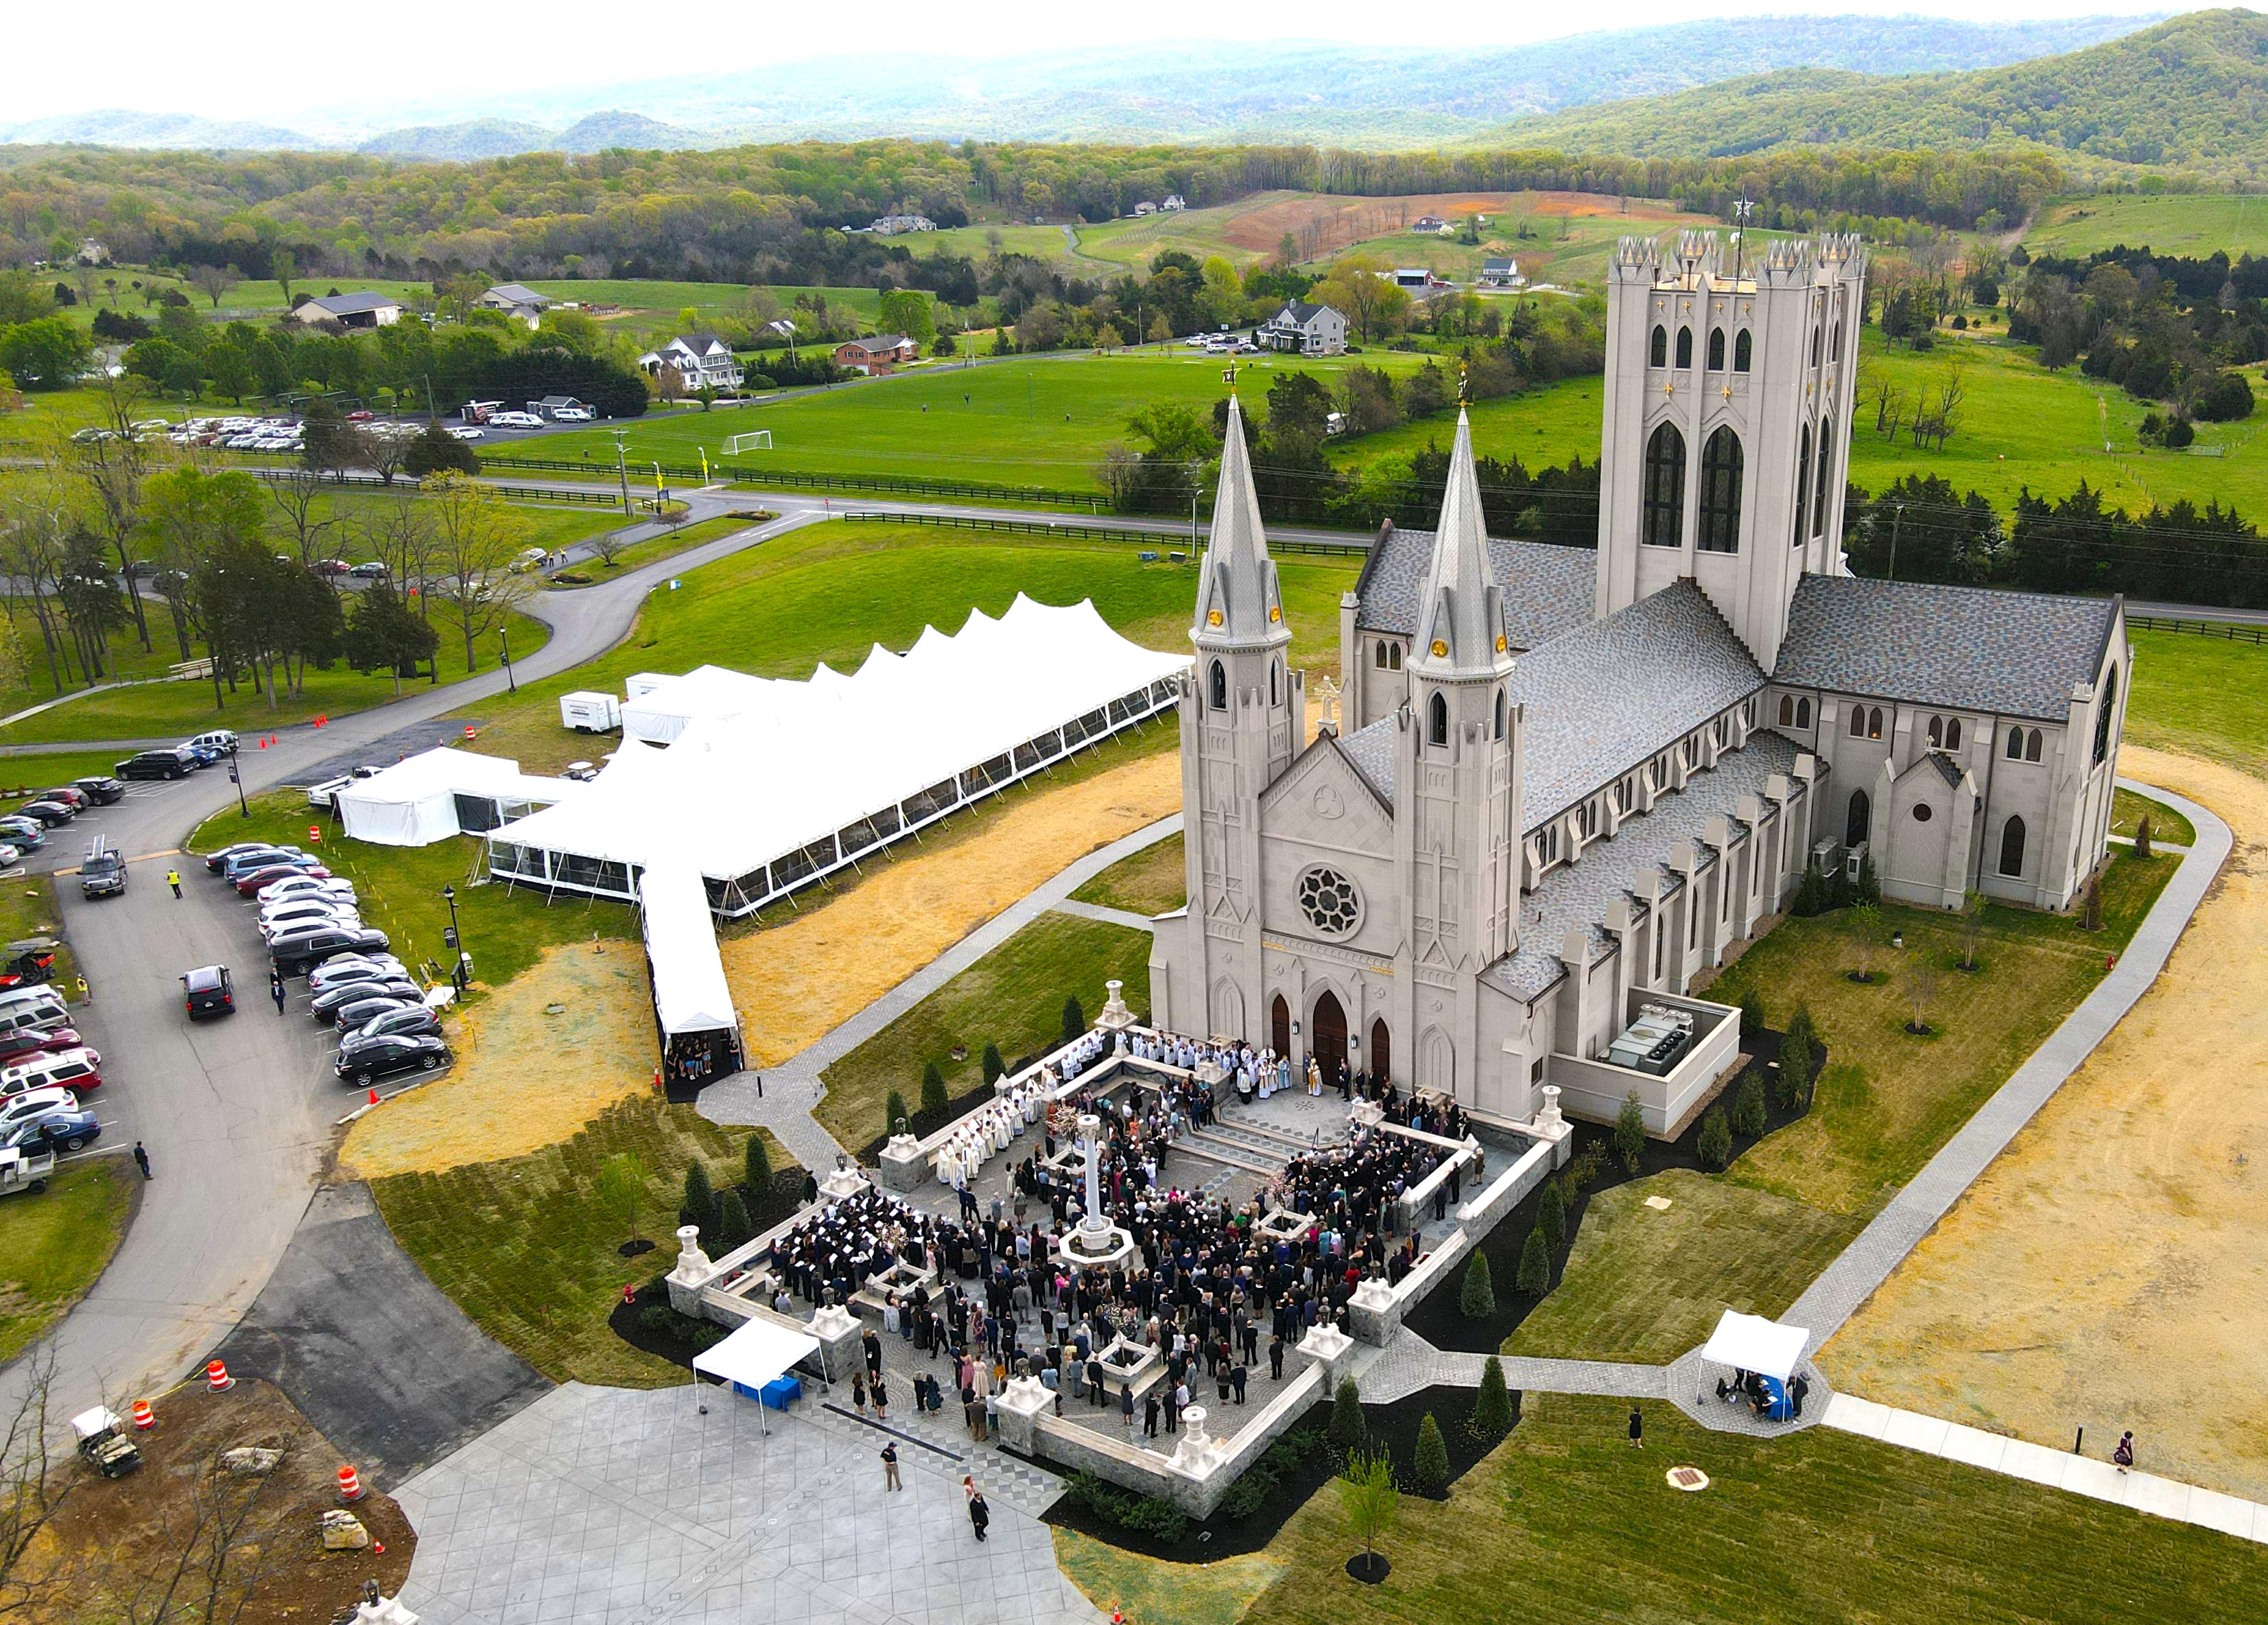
[499,627,517,694]
[606,428,633,518]
[441,882,466,992]
[228,741,248,819]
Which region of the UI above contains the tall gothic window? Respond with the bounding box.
[1270,659,1281,706]
[1675,327,1694,369]
[1792,425,1812,548]
[1208,659,1227,711]
[1999,815,2028,878]
[1698,426,1744,553]
[2094,666,2119,764]
[1813,417,1834,537]
[1428,692,1449,747]
[1642,423,1686,548]
[1493,688,1507,740]
[1649,325,1667,367]
[2027,727,2044,762]
[1707,328,1726,370]
[2007,725,2024,760]
[1797,697,1812,728]
[1810,324,1823,366]
[1846,789,1871,848]
[1734,329,1752,371]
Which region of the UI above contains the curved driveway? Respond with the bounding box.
[0,508,820,1424]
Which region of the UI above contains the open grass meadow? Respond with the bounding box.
[1070,830,1186,917]
[814,913,1153,1149]
[2112,784,2198,845]
[2125,627,2268,780]
[1509,847,2176,1363]
[2026,192,2268,260]
[0,1157,137,1366]
[368,1095,792,1386]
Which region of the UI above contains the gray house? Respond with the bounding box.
[1259,300,1347,356]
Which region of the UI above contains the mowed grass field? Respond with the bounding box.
[2026,192,2268,259]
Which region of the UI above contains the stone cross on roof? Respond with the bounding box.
[1408,408,1513,683]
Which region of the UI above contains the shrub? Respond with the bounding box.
[1697,1106,1732,1171]
[1121,1496,1186,1543]
[1854,852,1882,905]
[715,1191,753,1250]
[1792,858,1830,917]
[2162,415,2195,449]
[1061,995,1086,1041]
[1567,1140,1608,1192]
[1328,1376,1368,1455]
[681,1161,716,1235]
[637,1304,678,1335]
[1732,1071,1768,1138]
[1537,1178,1567,1250]
[1738,990,1766,1040]
[1472,1357,1515,1441]
[404,418,480,477]
[2082,875,2103,931]
[982,1041,1006,1084]
[1517,1227,1552,1294]
[744,1134,772,1193]
[1413,1412,1450,1495]
[2134,813,2153,860]
[884,1089,910,1136]
[1777,1021,1815,1110]
[1459,1250,1496,1320]
[919,1061,949,1118]
[1215,1472,1270,1520]
[690,1322,728,1353]
[1614,1092,1647,1173]
[2195,369,2255,422]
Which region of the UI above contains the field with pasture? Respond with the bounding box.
[2024,192,2268,259]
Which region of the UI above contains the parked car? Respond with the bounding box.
[235,861,333,897]
[271,925,388,977]
[258,895,360,931]
[16,801,78,828]
[0,845,16,867]
[0,1025,84,1066]
[444,426,483,442]
[307,977,418,1021]
[116,748,196,782]
[260,909,362,946]
[333,1031,449,1086]
[488,411,544,429]
[71,777,126,805]
[178,744,224,769]
[0,819,45,850]
[205,841,279,874]
[32,788,88,811]
[183,729,239,757]
[0,1088,84,1136]
[255,875,355,907]
[345,1005,442,1042]
[307,955,406,994]
[221,846,306,879]
[313,559,353,576]
[349,561,390,577]
[329,993,425,1033]
[2,1107,99,1154]
[0,1047,101,1097]
[181,964,235,1019]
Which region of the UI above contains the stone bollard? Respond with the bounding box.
[1347,1275,1402,1347]
[877,1132,927,1192]
[665,1225,713,1318]
[1096,979,1135,1031]
[1296,1319,1358,1392]
[1530,1084,1575,1168]
[806,1302,864,1386]
[995,1374,1051,1456]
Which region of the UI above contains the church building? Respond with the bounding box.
[1150,231,2129,1137]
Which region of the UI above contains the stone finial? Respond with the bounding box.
[1097,979,1135,1031]
[669,1226,711,1283]
[1536,1085,1565,1131]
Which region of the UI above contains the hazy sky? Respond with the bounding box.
[10,1,2190,124]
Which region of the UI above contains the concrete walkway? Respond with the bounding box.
[1824,1392,2268,1544]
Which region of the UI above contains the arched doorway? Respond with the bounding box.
[1368,1018,1392,1087]
[1271,994,1291,1058]
[1311,991,1348,1088]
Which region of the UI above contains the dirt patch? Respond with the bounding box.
[30,1376,414,1625]
[721,749,1178,1070]
[1218,189,1699,259]
[1822,747,2268,1499]
[342,939,654,1178]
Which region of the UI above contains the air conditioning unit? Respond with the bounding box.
[1844,841,1869,883]
[1809,837,1845,876]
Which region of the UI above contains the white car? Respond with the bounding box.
[256,875,356,907]
[260,908,363,944]
[488,411,544,429]
[446,426,484,441]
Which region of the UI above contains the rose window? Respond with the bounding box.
[1297,867,1362,936]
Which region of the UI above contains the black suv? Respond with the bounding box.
[270,924,389,977]
[333,1031,449,1087]
[116,749,194,782]
[71,777,126,806]
[79,842,126,899]
[181,964,235,1019]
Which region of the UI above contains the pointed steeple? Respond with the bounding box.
[1408,408,1513,681]
[1191,395,1290,652]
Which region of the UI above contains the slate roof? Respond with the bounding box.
[1354,526,1594,653]
[1923,751,1965,789]
[1511,580,1764,833]
[1271,300,1338,327]
[305,292,398,316]
[1776,575,2117,722]
[1336,717,1398,806]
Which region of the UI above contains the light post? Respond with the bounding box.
[606,428,633,517]
[498,627,517,694]
[441,883,466,992]
[226,741,248,819]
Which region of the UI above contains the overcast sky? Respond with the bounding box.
[10,2,2193,124]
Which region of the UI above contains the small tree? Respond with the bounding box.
[2134,813,2153,861]
[744,1132,772,1195]
[1338,1449,1399,1578]
[919,1060,949,1119]
[1328,1376,1368,1456]
[1732,1071,1768,1138]
[1459,1250,1496,1320]
[1791,858,1830,917]
[715,1191,753,1251]
[1516,1227,1552,1294]
[1472,1355,1515,1441]
[1777,1018,1816,1111]
[1697,1106,1733,1171]
[884,1088,910,1136]
[1959,891,1987,972]
[1413,1413,1450,1495]
[1738,990,1766,1040]
[1854,852,1882,906]
[982,1041,1006,1085]
[598,1150,646,1243]
[682,1161,717,1236]
[1906,959,1940,1036]
[2081,874,2103,931]
[1061,994,1087,1041]
[1537,1178,1567,1250]
[1844,901,1882,982]
[1614,1092,1647,1173]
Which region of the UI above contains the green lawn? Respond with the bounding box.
[0,750,159,792]
[191,790,638,995]
[1231,1392,2268,1625]
[434,517,1359,775]
[1511,850,2175,1362]
[2027,192,2268,260]
[815,913,1153,1149]
[0,875,76,993]
[1070,831,1185,916]
[2125,629,2268,780]
[2112,785,2198,846]
[549,512,765,585]
[0,1158,136,1365]
[368,1095,792,1386]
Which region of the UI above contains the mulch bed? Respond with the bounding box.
[1404,1029,1828,1355]
[1040,1382,1516,1563]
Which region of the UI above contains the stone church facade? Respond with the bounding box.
[1151,231,2129,1137]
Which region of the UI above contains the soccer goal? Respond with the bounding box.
[724,430,773,454]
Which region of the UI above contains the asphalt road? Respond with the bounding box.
[0,506,821,1428]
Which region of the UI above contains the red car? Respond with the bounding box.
[0,1025,84,1066]
[235,861,333,897]
[346,410,375,422]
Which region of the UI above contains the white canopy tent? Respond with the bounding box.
[690,1316,822,1435]
[623,665,781,744]
[337,747,580,847]
[1698,1310,1810,1382]
[639,864,742,1074]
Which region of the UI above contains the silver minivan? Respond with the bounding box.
[0,990,69,1037]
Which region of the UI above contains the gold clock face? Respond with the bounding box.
[1268,605,1281,622]
[1496,635,1508,653]
[1430,640,1448,657]
[1207,609,1223,627]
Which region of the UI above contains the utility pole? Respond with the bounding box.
[606,428,632,518]
[1887,502,1905,582]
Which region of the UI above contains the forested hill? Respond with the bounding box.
[1491,9,2268,175]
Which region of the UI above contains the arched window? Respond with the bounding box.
[1869,706,1885,740]
[1734,329,1752,372]
[1831,320,1843,360]
[1927,715,1943,749]
[1698,426,1744,554]
[1373,642,1389,670]
[1849,705,1865,738]
[1493,688,1507,740]
[1810,324,1823,366]
[1208,659,1227,711]
[1707,327,1726,370]
[1813,417,1834,537]
[1675,327,1694,369]
[1779,694,1795,726]
[1946,717,1962,751]
[1792,425,1812,548]
[1999,815,2028,878]
[1846,789,1871,848]
[1428,692,1449,747]
[1270,659,1281,707]
[1642,422,1685,548]
[1649,324,1667,367]
[2007,725,2024,760]
[1797,697,1812,729]
[2094,666,2119,764]
[2027,727,2044,762]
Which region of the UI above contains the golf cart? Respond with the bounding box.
[72,1407,141,1478]
[0,939,58,990]
[0,1141,53,1197]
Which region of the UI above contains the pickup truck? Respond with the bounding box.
[0,1141,54,1197]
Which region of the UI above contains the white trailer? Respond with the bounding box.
[560,691,622,733]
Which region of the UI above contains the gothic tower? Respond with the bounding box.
[1394,410,1522,1103]
[1594,229,1867,671]
[1171,395,1303,1043]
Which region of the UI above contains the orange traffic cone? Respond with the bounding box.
[373,1541,386,1554]
[206,1359,235,1392]
[130,1399,154,1429]
[368,1088,379,1106]
[337,1464,365,1502]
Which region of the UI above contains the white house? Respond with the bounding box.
[1480,257,1523,288]
[477,283,555,327]
[1413,215,1452,236]
[866,214,936,235]
[1260,301,1347,356]
[1162,194,1187,212]
[637,334,744,393]
[1134,201,1159,217]
[291,292,402,329]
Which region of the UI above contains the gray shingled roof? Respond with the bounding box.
[1512,581,1764,833]
[307,292,397,316]
[1777,576,2116,723]
[1336,718,1399,806]
[1923,751,1965,789]
[1354,528,1594,654]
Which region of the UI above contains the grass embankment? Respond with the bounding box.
[1215,1393,2268,1625]
[1070,831,1186,916]
[1507,848,2176,1364]
[2112,784,2197,845]
[2027,192,2268,259]
[369,1095,794,1386]
[815,914,1153,1150]
[0,1158,136,1364]
[548,513,765,584]
[0,875,78,994]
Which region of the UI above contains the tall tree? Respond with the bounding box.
[61,377,161,651]
[141,465,265,664]
[421,474,532,674]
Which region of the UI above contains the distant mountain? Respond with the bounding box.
[0,15,2166,156]
[1491,9,2268,170]
[0,108,314,150]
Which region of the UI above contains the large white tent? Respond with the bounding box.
[639,863,742,1075]
[488,594,1186,914]
[337,748,581,847]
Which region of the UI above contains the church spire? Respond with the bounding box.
[1409,408,1511,681]
[1191,395,1289,652]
